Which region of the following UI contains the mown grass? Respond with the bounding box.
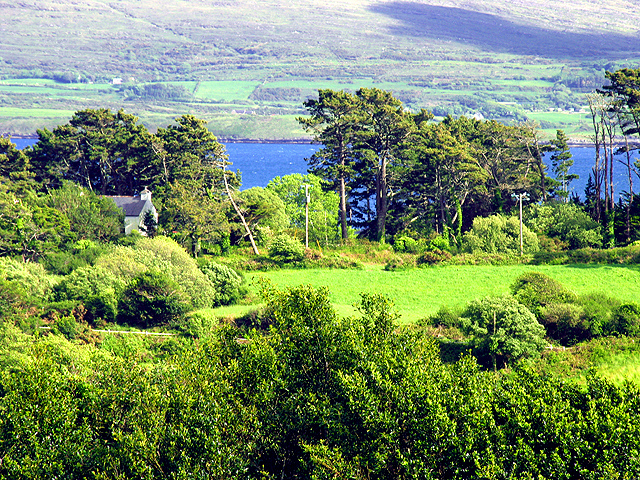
[210,264,640,324]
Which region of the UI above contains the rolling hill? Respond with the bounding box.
[1,0,639,138]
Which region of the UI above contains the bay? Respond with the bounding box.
[10,138,639,199]
[544,147,639,201]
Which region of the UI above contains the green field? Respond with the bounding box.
[1,0,638,138]
[211,264,640,324]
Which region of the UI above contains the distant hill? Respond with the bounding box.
[1,0,639,139]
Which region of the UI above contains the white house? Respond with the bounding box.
[107,187,158,235]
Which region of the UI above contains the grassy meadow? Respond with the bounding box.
[1,0,639,138]
[209,264,640,324]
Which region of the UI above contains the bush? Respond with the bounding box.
[172,311,220,338]
[54,265,126,323]
[426,305,462,328]
[393,236,423,254]
[117,271,191,328]
[525,202,602,250]
[460,295,546,368]
[0,257,55,301]
[613,304,640,337]
[200,261,246,306]
[416,249,452,266]
[540,302,586,345]
[97,236,218,308]
[511,271,576,318]
[462,214,538,255]
[578,291,620,337]
[268,234,305,263]
[539,292,622,345]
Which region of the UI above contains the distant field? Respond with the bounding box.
[0,108,75,118]
[194,81,259,101]
[211,264,640,324]
[1,0,638,138]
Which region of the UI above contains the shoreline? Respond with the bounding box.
[4,134,637,150]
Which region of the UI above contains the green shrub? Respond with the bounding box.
[511,271,576,318]
[426,305,462,328]
[539,292,621,345]
[525,202,602,250]
[97,236,218,308]
[460,295,546,368]
[200,261,247,306]
[393,236,422,254]
[613,304,640,337]
[578,291,620,337]
[462,214,539,255]
[117,271,191,328]
[54,266,125,323]
[540,302,586,345]
[428,234,450,252]
[172,311,220,338]
[268,234,305,263]
[416,249,452,266]
[53,315,79,340]
[0,257,55,301]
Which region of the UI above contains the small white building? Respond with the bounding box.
[107,187,158,235]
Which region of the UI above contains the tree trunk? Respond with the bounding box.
[223,167,260,255]
[375,155,388,242]
[338,175,348,241]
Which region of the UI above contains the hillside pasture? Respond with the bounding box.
[227,264,640,324]
[2,0,639,137]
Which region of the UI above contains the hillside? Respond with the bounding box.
[1,0,639,138]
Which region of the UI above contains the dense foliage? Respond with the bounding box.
[1,285,640,479]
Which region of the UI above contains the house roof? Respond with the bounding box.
[109,196,150,217]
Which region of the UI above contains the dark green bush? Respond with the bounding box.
[416,248,452,266]
[117,271,191,328]
[426,305,462,328]
[53,266,125,323]
[578,291,620,337]
[613,304,640,337]
[393,236,423,254]
[200,261,247,306]
[540,302,586,345]
[268,234,305,263]
[511,271,576,318]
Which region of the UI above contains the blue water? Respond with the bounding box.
[10,138,638,199]
[544,148,638,200]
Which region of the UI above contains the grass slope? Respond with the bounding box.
[1,0,639,138]
[211,264,640,324]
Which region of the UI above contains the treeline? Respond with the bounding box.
[0,110,341,259]
[1,284,640,479]
[299,74,640,246]
[299,88,553,242]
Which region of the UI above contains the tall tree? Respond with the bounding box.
[395,121,486,240]
[549,129,577,202]
[353,88,415,241]
[155,114,232,191]
[297,90,359,241]
[28,109,155,194]
[601,68,640,139]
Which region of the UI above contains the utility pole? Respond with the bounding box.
[512,192,529,256]
[302,184,310,249]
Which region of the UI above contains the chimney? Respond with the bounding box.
[140,187,151,201]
